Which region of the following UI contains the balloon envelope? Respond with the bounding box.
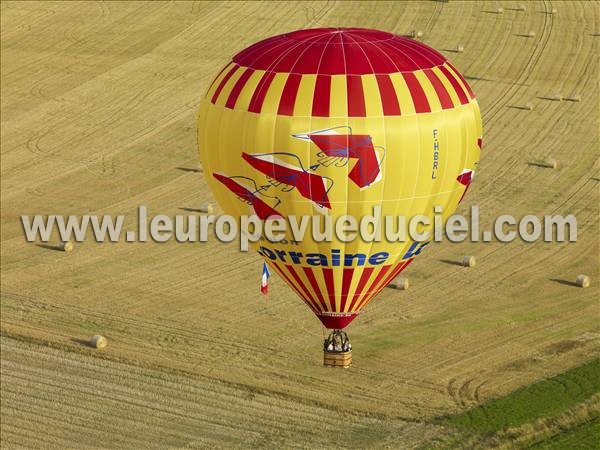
[198,28,481,329]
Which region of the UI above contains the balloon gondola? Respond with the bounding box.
[198,28,482,366]
[323,329,352,368]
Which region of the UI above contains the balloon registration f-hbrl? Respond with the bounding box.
[198,28,482,334]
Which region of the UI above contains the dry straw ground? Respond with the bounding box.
[1,1,599,448]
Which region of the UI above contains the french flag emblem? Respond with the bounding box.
[261,262,271,295]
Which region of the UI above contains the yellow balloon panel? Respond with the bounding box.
[197,29,482,329]
[198,97,481,328]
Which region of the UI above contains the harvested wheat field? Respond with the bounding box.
[1,1,599,448]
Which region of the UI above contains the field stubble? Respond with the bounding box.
[1,0,599,448]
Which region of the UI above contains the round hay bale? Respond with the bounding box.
[58,240,73,252]
[496,7,504,14]
[390,277,409,290]
[551,8,557,14]
[551,93,563,101]
[461,255,476,267]
[524,102,534,110]
[200,202,214,214]
[528,30,536,37]
[575,275,590,288]
[90,335,107,349]
[413,30,424,38]
[456,44,464,53]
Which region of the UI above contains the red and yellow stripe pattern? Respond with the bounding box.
[266,258,415,328]
[198,28,482,330]
[207,61,474,117]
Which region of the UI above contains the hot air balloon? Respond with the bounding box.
[198,28,482,367]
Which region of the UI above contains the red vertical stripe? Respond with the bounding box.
[360,292,375,312]
[211,64,239,104]
[376,74,402,115]
[355,265,391,311]
[402,72,431,113]
[277,73,302,116]
[446,62,475,99]
[225,67,255,109]
[386,259,413,288]
[438,64,469,105]
[207,64,229,94]
[285,265,321,313]
[346,267,374,311]
[271,263,305,302]
[380,261,409,291]
[377,263,403,291]
[303,268,329,311]
[367,265,392,294]
[424,69,454,109]
[248,71,276,113]
[346,75,366,117]
[312,75,331,117]
[270,263,317,312]
[339,268,354,311]
[322,268,337,311]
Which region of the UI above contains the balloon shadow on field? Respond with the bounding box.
[36,243,62,251]
[440,259,464,267]
[550,278,579,287]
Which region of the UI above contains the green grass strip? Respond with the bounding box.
[527,417,600,450]
[447,358,600,432]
